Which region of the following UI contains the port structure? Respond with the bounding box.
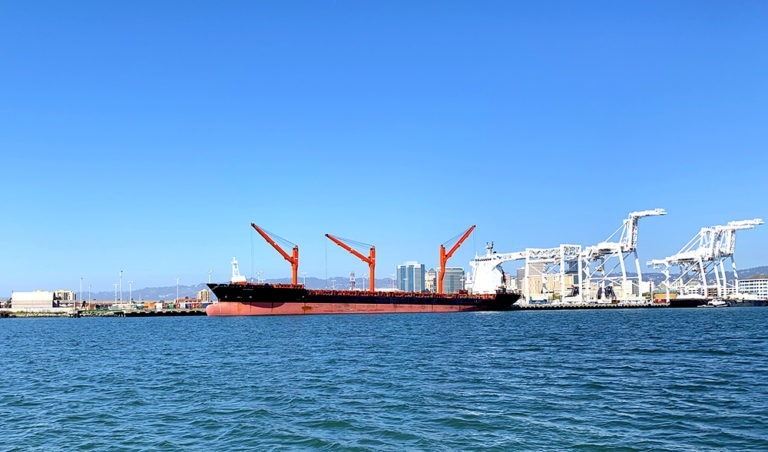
[648,218,764,300]
[572,209,665,302]
[438,225,476,294]
[469,209,665,304]
[325,234,376,292]
[251,223,300,285]
[523,245,583,303]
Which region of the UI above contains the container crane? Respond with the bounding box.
[581,209,666,301]
[648,218,763,299]
[438,225,475,294]
[251,223,299,286]
[325,234,376,292]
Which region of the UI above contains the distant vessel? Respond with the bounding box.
[669,294,709,308]
[674,293,767,308]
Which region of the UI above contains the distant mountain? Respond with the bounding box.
[88,277,397,301]
[583,266,768,285]
[89,283,210,302]
[734,266,768,279]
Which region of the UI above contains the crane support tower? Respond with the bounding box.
[438,225,476,294]
[251,223,300,286]
[580,209,666,302]
[523,245,583,303]
[648,218,764,301]
[325,234,376,292]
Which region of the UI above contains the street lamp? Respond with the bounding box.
[129,281,133,304]
[119,270,123,303]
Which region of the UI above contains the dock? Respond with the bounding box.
[1,308,207,318]
[514,301,669,310]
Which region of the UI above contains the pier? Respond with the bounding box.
[1,307,207,318]
[514,301,669,310]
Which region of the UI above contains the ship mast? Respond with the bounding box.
[438,225,476,294]
[325,234,376,292]
[251,223,300,285]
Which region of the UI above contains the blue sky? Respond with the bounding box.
[1,1,766,295]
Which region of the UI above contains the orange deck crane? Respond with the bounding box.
[438,225,476,294]
[251,223,299,286]
[325,234,376,292]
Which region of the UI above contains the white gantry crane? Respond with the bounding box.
[523,245,582,303]
[468,242,583,303]
[648,218,764,301]
[469,208,665,304]
[581,209,667,302]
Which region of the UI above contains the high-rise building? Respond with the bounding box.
[425,268,437,292]
[397,262,426,292]
[441,267,465,294]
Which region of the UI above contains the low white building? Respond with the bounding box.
[738,276,768,299]
[11,291,55,310]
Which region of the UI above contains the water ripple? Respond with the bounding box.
[2,309,768,449]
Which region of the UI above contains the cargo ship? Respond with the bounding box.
[206,282,520,316]
[205,224,522,316]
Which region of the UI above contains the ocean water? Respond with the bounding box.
[1,308,767,451]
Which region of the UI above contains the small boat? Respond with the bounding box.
[698,299,728,308]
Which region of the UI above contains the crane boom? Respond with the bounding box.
[325,233,376,292]
[251,223,299,285]
[438,225,476,294]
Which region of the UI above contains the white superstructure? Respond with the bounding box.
[230,257,247,284]
[468,243,524,294]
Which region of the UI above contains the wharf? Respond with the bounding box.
[1,308,206,318]
[515,301,669,310]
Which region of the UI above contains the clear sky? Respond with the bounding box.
[1,1,766,296]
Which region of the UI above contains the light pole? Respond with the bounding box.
[302,272,307,287]
[119,270,123,303]
[129,281,133,303]
[113,283,118,303]
[79,277,83,307]
[176,277,179,304]
[88,284,91,304]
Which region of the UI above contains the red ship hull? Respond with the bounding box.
[205,283,519,316]
[206,301,498,316]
